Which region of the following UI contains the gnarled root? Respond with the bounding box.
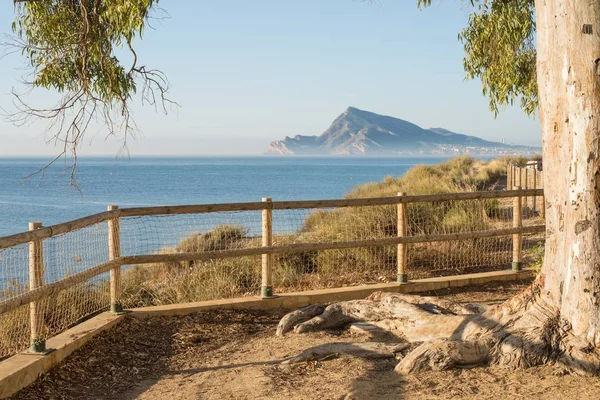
[290,292,481,342]
[277,281,600,374]
[396,339,490,373]
[276,304,326,336]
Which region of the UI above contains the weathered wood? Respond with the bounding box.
[524,168,529,209]
[0,189,544,250]
[283,342,410,364]
[114,189,544,218]
[397,192,408,283]
[276,304,326,336]
[271,189,544,209]
[277,281,567,374]
[287,291,477,341]
[512,187,523,271]
[0,210,120,249]
[532,168,537,214]
[366,292,486,315]
[119,202,266,217]
[519,166,524,190]
[539,170,545,219]
[28,222,44,352]
[261,198,273,298]
[108,205,123,313]
[507,164,513,190]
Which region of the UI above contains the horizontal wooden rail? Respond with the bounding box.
[0,210,121,250]
[119,202,267,217]
[271,189,544,210]
[118,189,544,217]
[0,224,545,317]
[0,189,544,248]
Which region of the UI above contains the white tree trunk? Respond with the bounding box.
[535,0,600,345]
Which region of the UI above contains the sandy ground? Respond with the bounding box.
[10,281,600,400]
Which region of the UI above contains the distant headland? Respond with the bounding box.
[267,107,540,156]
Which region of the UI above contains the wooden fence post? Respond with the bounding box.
[540,170,546,219]
[108,205,123,313]
[533,166,542,215]
[524,167,529,211]
[28,221,47,353]
[512,187,523,271]
[397,192,408,284]
[512,165,516,188]
[261,198,274,298]
[507,164,512,191]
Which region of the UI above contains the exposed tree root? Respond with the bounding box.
[276,304,326,336]
[282,342,410,364]
[396,339,490,373]
[277,280,600,375]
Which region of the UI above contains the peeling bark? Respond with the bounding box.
[535,0,600,344]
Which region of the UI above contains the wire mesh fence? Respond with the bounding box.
[0,222,111,360]
[0,189,545,360]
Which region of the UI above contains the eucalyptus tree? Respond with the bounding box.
[8,0,600,373]
[7,0,171,180]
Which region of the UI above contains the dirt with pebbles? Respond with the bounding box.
[10,281,600,400]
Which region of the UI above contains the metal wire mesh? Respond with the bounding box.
[119,212,262,256]
[274,245,397,291]
[43,224,110,284]
[0,222,111,360]
[0,244,29,304]
[0,303,29,359]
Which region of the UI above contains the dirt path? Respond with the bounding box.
[11,281,600,400]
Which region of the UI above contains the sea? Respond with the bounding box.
[0,156,482,238]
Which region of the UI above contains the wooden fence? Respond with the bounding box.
[0,188,545,355]
[507,161,544,218]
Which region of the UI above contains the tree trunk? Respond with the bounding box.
[535,0,600,346]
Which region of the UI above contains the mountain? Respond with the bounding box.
[267,107,539,156]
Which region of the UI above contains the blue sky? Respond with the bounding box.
[0,0,541,156]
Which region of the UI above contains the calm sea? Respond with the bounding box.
[0,156,472,237]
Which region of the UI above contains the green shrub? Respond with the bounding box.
[176,224,248,253]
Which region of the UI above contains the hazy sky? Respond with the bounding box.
[0,0,541,157]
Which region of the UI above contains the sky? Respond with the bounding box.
[0,0,541,157]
